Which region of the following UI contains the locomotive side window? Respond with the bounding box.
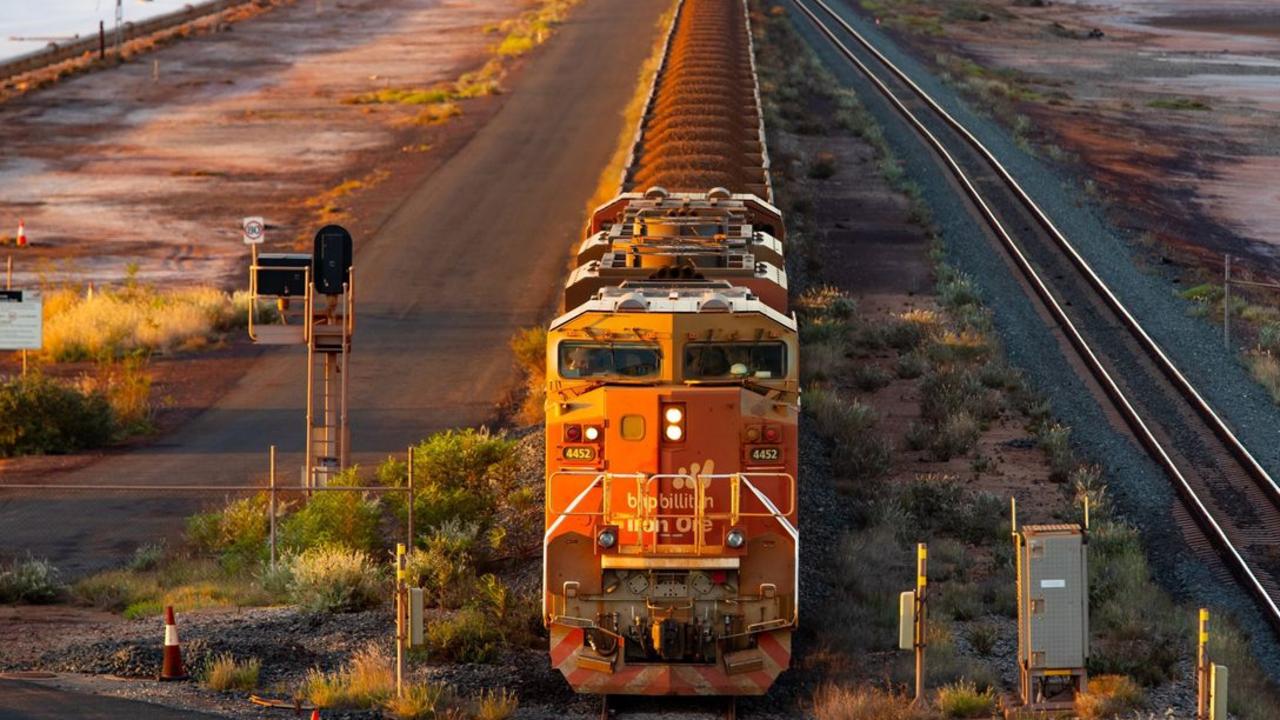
[559,342,661,379]
[683,341,786,380]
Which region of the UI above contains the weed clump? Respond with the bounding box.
[287,545,382,614]
[203,653,260,692]
[0,556,62,603]
[1075,674,1142,720]
[935,679,995,717]
[303,644,394,709]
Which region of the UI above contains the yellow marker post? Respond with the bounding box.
[914,543,928,705]
[1197,608,1209,720]
[395,543,406,698]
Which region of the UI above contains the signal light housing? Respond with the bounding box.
[763,425,780,443]
[584,425,601,442]
[564,425,582,442]
[726,527,746,549]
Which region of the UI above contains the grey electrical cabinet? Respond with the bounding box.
[1016,524,1088,707]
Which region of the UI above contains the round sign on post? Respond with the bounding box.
[242,216,266,245]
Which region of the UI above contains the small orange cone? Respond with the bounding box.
[158,605,188,681]
[310,710,320,720]
[15,218,26,248]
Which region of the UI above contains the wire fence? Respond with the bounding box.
[0,446,419,569]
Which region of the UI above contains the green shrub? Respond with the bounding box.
[413,428,518,496]
[967,623,998,656]
[0,556,63,603]
[186,494,270,569]
[408,519,479,608]
[808,152,837,179]
[1036,423,1074,482]
[936,679,995,717]
[852,362,893,392]
[804,387,891,480]
[929,411,979,461]
[937,581,982,621]
[896,352,928,379]
[128,542,166,572]
[281,490,382,554]
[203,653,261,692]
[288,545,382,613]
[0,374,116,456]
[425,607,503,663]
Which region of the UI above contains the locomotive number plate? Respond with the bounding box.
[562,445,597,461]
[748,446,781,463]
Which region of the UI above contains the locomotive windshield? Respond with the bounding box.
[558,342,661,379]
[683,341,786,380]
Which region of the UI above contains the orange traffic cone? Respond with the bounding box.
[158,605,188,681]
[15,218,26,248]
[310,710,320,719]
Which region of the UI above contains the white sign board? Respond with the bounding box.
[0,290,42,350]
[242,216,265,245]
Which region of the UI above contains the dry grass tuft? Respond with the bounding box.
[382,681,457,719]
[42,285,247,361]
[303,644,394,709]
[510,326,548,423]
[1075,674,1141,720]
[475,688,519,720]
[203,653,261,692]
[813,683,937,720]
[935,679,995,717]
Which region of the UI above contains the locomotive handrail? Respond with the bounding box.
[546,471,795,522]
[546,471,795,557]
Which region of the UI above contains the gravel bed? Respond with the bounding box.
[790,0,1280,682]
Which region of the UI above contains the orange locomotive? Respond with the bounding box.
[542,0,795,697]
[543,184,798,697]
[542,0,795,698]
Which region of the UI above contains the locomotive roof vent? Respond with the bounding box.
[706,187,731,202]
[697,292,732,312]
[644,186,669,202]
[615,292,648,312]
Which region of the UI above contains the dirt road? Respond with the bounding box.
[0,0,670,575]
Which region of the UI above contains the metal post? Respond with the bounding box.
[304,276,314,492]
[1197,608,1210,720]
[406,446,414,552]
[99,21,105,60]
[340,282,350,469]
[914,543,928,705]
[5,256,11,290]
[1223,255,1231,349]
[395,543,406,698]
[268,445,277,570]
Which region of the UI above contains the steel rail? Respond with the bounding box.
[791,0,1280,629]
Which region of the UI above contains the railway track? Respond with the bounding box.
[791,0,1280,632]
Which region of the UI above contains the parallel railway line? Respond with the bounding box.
[791,0,1280,633]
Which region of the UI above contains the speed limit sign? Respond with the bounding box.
[242,216,266,245]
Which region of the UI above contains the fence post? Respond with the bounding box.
[406,445,414,553]
[1197,608,1210,720]
[268,445,278,570]
[914,543,928,705]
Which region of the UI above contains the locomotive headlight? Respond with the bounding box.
[661,403,686,443]
[664,424,684,441]
[597,528,618,549]
[726,528,746,549]
[584,425,601,442]
[664,406,684,424]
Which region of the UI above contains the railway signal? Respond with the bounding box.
[247,224,356,489]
